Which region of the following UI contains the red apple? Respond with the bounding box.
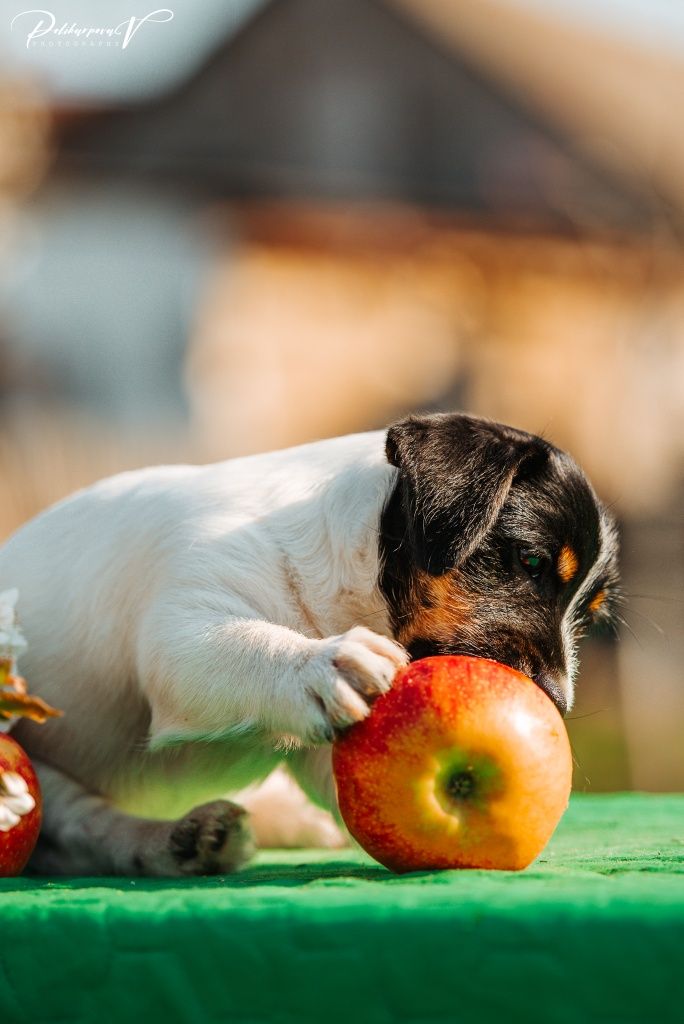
[333,655,572,872]
[0,734,42,876]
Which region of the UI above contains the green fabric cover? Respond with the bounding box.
[1,794,682,1024]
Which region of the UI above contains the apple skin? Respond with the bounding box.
[333,655,572,872]
[0,734,42,876]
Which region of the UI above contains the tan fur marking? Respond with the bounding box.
[281,554,323,638]
[396,572,472,648]
[588,589,606,615]
[557,545,579,583]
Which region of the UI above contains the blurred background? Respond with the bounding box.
[0,0,682,790]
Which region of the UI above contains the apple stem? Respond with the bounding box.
[445,769,476,800]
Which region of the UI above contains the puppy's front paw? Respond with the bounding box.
[297,627,408,744]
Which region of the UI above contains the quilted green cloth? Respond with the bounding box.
[1,794,682,1024]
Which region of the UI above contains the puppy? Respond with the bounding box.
[0,413,618,875]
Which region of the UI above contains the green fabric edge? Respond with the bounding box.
[1,793,682,1024]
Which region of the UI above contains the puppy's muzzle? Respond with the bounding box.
[532,673,568,717]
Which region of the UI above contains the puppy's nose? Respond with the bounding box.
[532,673,568,716]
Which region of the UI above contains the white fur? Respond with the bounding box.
[560,511,616,711]
[0,431,405,872]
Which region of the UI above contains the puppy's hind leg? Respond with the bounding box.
[28,761,255,877]
[240,768,347,850]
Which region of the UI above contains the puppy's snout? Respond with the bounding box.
[532,672,568,716]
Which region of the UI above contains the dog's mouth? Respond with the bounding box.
[406,640,568,716]
[530,673,568,716]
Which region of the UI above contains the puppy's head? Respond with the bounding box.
[380,413,619,714]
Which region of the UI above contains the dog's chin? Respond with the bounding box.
[529,672,569,717]
[405,640,569,717]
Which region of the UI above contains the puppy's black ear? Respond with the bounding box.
[386,413,549,575]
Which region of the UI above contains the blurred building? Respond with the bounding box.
[38,0,682,502]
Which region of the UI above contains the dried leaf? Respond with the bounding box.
[0,679,62,723]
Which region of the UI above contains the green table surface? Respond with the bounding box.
[1,794,682,1024]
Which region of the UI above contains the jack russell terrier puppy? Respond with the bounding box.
[0,413,618,875]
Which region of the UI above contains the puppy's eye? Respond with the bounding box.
[518,548,548,580]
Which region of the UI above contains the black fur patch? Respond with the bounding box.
[385,413,551,576]
[379,412,619,713]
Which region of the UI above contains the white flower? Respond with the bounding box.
[0,805,20,831]
[0,771,35,830]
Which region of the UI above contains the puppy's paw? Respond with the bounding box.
[167,800,255,876]
[241,768,349,849]
[296,627,408,744]
[293,806,348,849]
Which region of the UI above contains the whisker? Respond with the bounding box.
[620,605,666,638]
[625,592,684,605]
[566,707,609,721]
[570,745,592,788]
[615,613,641,647]
[350,607,391,626]
[602,498,622,515]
